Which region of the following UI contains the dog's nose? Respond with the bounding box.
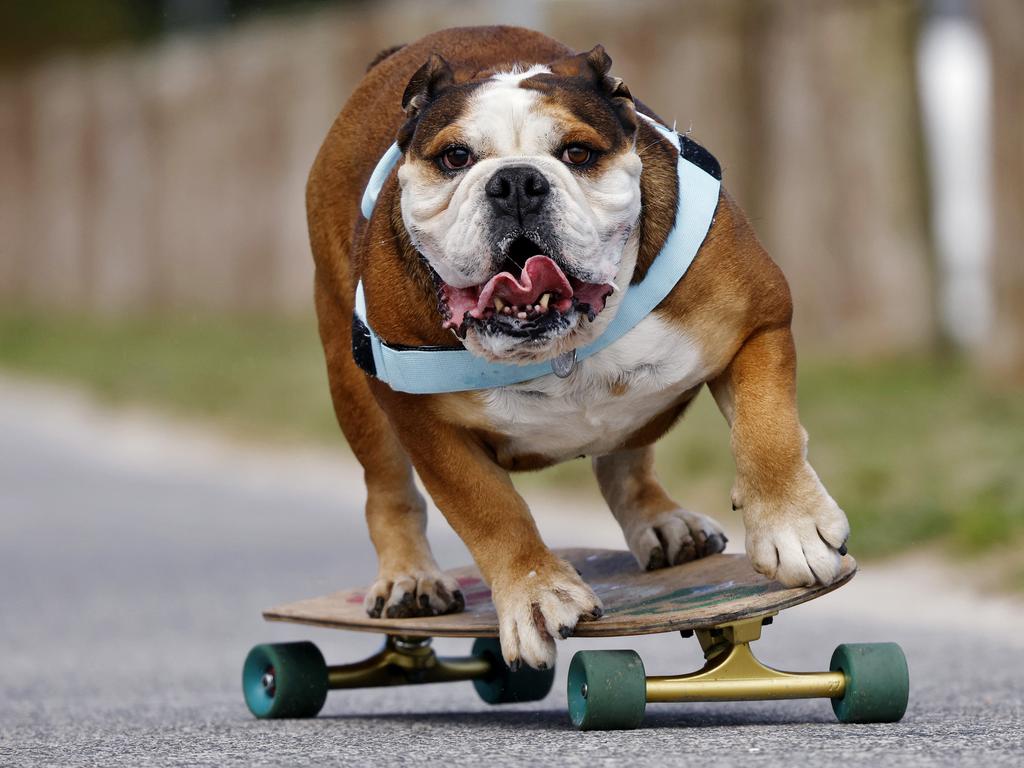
[485,165,550,220]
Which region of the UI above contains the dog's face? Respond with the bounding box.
[396,46,642,362]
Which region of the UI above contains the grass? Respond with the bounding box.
[1,308,1022,568]
[0,309,338,444]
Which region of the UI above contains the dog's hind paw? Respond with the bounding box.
[363,569,465,619]
[624,508,728,570]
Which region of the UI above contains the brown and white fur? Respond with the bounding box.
[307,26,850,670]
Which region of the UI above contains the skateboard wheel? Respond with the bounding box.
[470,637,555,704]
[567,650,646,730]
[829,642,909,723]
[242,641,328,718]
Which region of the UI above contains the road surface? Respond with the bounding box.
[1,378,1021,766]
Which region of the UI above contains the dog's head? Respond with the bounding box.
[396,46,643,363]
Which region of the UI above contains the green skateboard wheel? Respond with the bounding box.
[471,637,555,704]
[567,650,647,730]
[243,641,329,718]
[829,642,909,723]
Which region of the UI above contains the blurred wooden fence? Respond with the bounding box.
[979,0,1024,381]
[0,0,936,356]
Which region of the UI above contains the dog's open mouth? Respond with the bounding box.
[438,244,614,340]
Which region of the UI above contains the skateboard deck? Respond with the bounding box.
[264,548,857,638]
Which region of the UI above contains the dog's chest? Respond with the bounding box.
[479,314,708,460]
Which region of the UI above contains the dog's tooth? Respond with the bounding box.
[539,293,551,309]
[534,304,542,313]
[494,297,505,312]
[517,311,527,319]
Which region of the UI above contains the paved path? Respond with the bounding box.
[1,379,1022,766]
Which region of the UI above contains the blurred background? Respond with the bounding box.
[0,0,1021,582]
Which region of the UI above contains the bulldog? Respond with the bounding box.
[307,26,850,670]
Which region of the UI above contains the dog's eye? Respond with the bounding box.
[439,146,474,171]
[561,145,594,166]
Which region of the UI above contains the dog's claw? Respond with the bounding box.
[369,596,385,618]
[704,532,728,556]
[645,545,667,571]
[385,590,418,618]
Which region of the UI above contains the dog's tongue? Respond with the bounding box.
[440,254,614,330]
[473,255,573,318]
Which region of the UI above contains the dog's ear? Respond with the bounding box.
[397,54,454,149]
[401,54,454,118]
[551,45,636,133]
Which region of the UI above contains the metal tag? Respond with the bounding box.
[551,349,577,378]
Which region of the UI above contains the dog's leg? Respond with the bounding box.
[593,446,728,570]
[315,278,462,619]
[373,391,603,669]
[709,326,850,587]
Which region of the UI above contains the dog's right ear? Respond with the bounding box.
[398,54,454,150]
[401,54,454,118]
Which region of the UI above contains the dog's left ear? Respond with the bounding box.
[552,45,636,133]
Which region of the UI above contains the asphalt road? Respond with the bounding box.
[1,380,1022,767]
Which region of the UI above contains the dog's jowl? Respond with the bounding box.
[307,26,850,670]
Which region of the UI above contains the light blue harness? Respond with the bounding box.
[353,118,721,394]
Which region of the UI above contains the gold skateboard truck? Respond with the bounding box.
[567,614,907,729]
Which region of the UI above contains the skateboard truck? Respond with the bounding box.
[324,635,491,688]
[646,614,845,703]
[568,614,909,729]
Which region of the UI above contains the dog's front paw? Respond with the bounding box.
[491,556,603,670]
[623,508,728,570]
[739,464,850,587]
[363,567,465,619]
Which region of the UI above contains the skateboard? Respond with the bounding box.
[243,548,909,730]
